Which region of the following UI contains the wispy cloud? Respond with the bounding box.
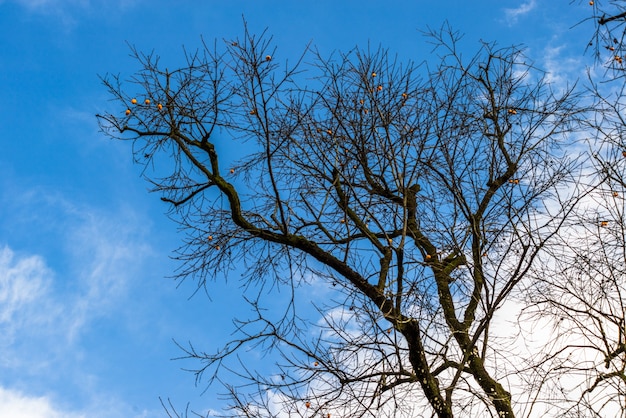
[503,0,537,25]
[0,387,85,418]
[64,205,153,340]
[0,183,155,342]
[0,178,161,416]
[0,246,64,373]
[0,247,52,329]
[2,0,88,27]
[539,40,591,90]
[9,0,142,12]
[0,385,159,418]
[0,201,153,367]
[2,0,141,28]
[7,0,105,11]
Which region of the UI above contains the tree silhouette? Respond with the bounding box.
[517,38,626,413]
[583,0,626,75]
[98,25,586,417]
[498,4,626,415]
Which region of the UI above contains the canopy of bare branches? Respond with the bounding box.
[98,18,626,418]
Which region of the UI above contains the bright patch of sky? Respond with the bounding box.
[0,0,600,416]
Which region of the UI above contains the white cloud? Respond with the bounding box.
[0,185,154,344]
[0,246,64,372]
[0,385,161,418]
[503,0,537,25]
[3,0,141,28]
[62,206,153,340]
[3,0,87,27]
[541,43,583,87]
[0,178,162,415]
[9,0,95,10]
[0,247,52,327]
[8,0,139,13]
[0,387,85,418]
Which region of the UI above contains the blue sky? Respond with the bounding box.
[0,1,597,417]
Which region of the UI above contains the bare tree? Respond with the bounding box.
[514,61,626,415]
[496,3,626,416]
[98,25,585,417]
[515,4,626,415]
[580,0,626,75]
